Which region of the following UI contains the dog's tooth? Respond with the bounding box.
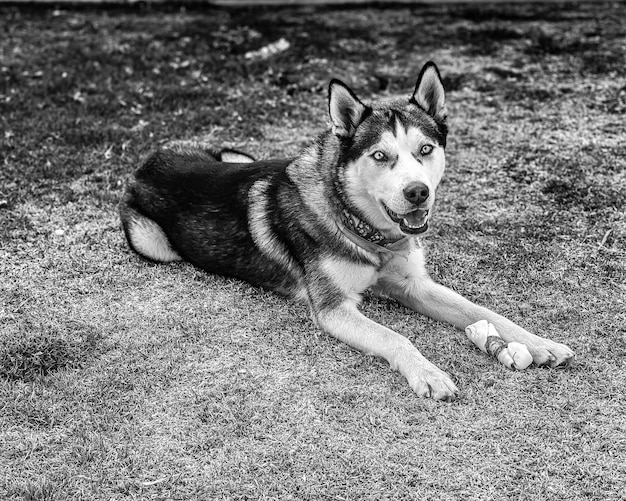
[404,215,422,226]
[402,217,424,229]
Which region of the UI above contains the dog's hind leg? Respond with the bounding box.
[120,207,181,262]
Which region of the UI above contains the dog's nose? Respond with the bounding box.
[403,182,429,206]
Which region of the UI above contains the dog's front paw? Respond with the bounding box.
[406,363,458,401]
[528,339,575,368]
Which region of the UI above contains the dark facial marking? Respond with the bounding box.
[339,102,446,165]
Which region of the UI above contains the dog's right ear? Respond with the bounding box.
[328,79,369,138]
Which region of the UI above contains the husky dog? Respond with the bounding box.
[120,62,574,400]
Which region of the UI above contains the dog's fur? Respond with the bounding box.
[120,62,574,400]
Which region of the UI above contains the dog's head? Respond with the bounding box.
[330,62,447,237]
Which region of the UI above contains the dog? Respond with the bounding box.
[120,62,575,400]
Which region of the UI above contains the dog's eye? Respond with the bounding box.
[420,144,434,156]
[372,150,387,162]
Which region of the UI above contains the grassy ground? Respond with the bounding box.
[1,2,625,500]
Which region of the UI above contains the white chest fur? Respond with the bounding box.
[320,257,378,303]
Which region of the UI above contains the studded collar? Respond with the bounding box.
[337,208,413,255]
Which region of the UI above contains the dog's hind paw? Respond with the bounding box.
[407,365,458,401]
[528,340,575,368]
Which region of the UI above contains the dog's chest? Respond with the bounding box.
[320,257,379,303]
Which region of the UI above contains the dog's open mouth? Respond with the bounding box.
[384,205,429,235]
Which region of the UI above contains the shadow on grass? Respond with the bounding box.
[0,321,102,381]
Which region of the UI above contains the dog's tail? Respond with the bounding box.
[218,148,255,163]
[161,140,256,164]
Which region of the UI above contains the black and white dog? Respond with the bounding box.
[120,62,575,400]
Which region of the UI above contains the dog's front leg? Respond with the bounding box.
[376,249,575,368]
[313,299,458,400]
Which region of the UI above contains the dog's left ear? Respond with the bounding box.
[328,79,369,138]
[410,62,446,123]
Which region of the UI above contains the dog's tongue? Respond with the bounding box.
[403,208,428,226]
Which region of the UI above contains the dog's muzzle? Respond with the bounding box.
[384,205,429,235]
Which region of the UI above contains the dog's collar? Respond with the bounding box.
[338,209,411,255]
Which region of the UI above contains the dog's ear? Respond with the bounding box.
[411,62,446,123]
[328,79,369,138]
[219,149,255,163]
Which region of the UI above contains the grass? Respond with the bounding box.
[1,2,625,500]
